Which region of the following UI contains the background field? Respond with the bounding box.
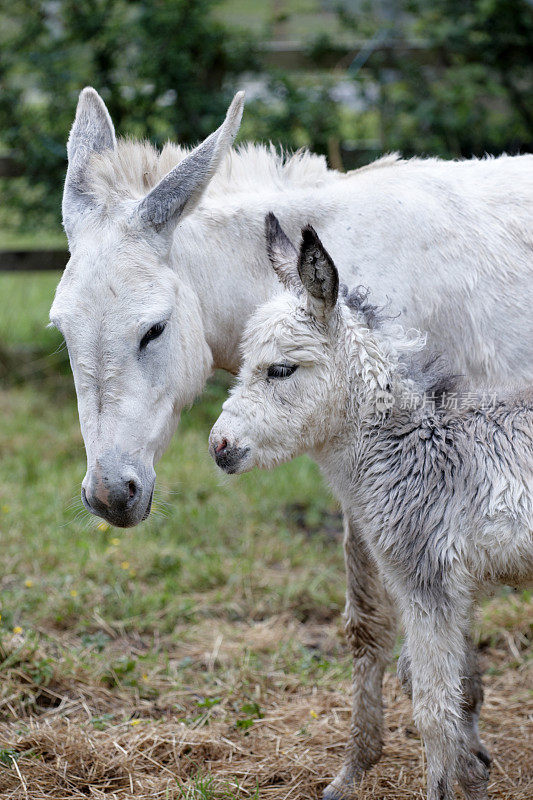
[0,273,531,799]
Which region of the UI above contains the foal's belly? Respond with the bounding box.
[466,519,533,587]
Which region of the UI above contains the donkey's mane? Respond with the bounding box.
[89,138,400,205]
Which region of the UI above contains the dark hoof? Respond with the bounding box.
[475,748,491,770]
[458,749,491,800]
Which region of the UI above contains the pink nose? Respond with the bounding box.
[92,477,111,506]
[214,438,228,455]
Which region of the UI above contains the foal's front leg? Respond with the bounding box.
[324,517,397,800]
[397,636,491,771]
[403,603,490,800]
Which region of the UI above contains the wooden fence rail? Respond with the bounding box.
[0,250,68,272]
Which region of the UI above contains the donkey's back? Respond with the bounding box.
[334,153,533,386]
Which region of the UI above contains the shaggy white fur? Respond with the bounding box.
[88,140,360,205]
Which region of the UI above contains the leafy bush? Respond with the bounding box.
[343,0,533,158]
[0,0,258,228]
[1,0,531,229]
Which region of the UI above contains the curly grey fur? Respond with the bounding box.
[320,364,532,800]
[322,384,532,800]
[340,284,393,330]
[340,282,460,402]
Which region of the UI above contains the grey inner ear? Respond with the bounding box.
[137,131,219,232]
[137,90,244,232]
[264,212,300,290]
[297,225,339,310]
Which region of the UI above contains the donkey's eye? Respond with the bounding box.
[140,322,166,350]
[267,363,299,379]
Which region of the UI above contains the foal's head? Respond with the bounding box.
[210,214,396,474]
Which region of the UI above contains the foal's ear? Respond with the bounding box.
[63,87,116,234]
[138,92,245,233]
[264,213,300,291]
[297,226,339,315]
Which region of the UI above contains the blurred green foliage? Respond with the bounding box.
[242,72,344,155]
[0,0,258,228]
[344,0,533,157]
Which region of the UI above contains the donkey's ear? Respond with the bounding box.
[264,213,300,291]
[63,87,116,233]
[297,226,339,315]
[138,92,245,233]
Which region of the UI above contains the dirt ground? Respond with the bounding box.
[0,624,530,800]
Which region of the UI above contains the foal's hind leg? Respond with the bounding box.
[323,517,397,800]
[461,641,491,771]
[397,637,491,773]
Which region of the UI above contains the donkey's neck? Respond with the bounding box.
[171,188,346,373]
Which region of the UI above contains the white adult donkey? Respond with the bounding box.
[51,88,533,797]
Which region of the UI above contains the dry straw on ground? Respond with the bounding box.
[0,643,530,800]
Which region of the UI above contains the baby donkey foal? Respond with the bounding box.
[210,214,533,800]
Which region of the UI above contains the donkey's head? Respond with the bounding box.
[209,214,349,473]
[50,88,244,527]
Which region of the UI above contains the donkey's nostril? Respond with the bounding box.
[126,477,142,509]
[215,438,228,455]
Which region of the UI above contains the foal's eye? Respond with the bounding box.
[140,322,166,350]
[267,363,299,379]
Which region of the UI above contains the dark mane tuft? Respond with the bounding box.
[402,351,462,407]
[340,284,396,329]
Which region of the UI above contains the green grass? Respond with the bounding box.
[0,271,62,347]
[0,230,66,250]
[0,373,342,635]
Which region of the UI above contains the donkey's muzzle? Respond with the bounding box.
[82,452,155,527]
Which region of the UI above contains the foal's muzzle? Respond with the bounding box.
[209,435,250,474]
